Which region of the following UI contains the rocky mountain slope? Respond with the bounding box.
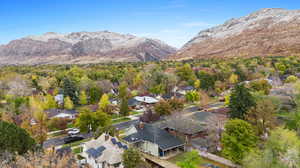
[0,31,176,64]
[172,8,300,60]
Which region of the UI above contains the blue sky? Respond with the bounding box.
[1,0,300,48]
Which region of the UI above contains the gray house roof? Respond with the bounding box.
[45,109,77,118]
[123,123,184,151]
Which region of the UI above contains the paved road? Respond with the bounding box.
[43,133,93,148]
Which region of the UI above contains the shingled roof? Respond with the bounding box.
[123,123,184,151]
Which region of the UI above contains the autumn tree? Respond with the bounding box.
[248,79,272,95]
[246,99,277,136]
[98,93,111,113]
[154,100,172,116]
[79,90,88,105]
[122,148,142,168]
[29,96,48,145]
[43,94,56,110]
[64,96,74,110]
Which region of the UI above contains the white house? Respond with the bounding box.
[134,96,159,104]
[82,134,126,168]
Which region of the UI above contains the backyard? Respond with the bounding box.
[168,152,228,168]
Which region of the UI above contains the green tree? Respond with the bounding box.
[221,119,258,164]
[177,150,202,168]
[75,108,112,133]
[62,77,78,104]
[249,79,272,95]
[120,98,129,116]
[286,75,298,83]
[197,71,215,91]
[0,121,36,155]
[122,148,142,168]
[119,82,129,116]
[243,128,300,168]
[185,90,200,103]
[79,90,88,105]
[64,96,74,110]
[154,100,172,116]
[176,64,196,84]
[229,84,255,119]
[89,86,103,104]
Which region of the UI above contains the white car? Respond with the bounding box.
[68,128,80,135]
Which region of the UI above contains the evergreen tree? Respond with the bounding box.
[0,121,36,155]
[229,84,255,119]
[62,77,78,104]
[122,148,142,168]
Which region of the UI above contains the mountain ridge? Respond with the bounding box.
[172,8,300,60]
[0,31,176,65]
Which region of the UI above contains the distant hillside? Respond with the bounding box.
[171,8,300,60]
[0,31,176,65]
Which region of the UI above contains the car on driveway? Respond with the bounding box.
[202,163,221,168]
[68,128,80,136]
[64,136,84,144]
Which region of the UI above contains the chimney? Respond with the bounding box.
[139,122,144,129]
[105,134,109,141]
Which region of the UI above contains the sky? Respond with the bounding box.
[1,0,300,48]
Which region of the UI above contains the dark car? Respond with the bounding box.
[64,136,84,144]
[202,163,220,168]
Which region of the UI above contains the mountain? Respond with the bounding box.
[172,8,300,60]
[0,31,176,65]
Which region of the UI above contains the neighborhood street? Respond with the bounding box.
[43,103,224,149]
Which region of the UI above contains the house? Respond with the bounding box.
[54,94,64,105]
[82,134,126,168]
[123,122,185,158]
[45,109,78,119]
[156,112,228,143]
[177,86,195,95]
[156,116,207,142]
[134,96,159,104]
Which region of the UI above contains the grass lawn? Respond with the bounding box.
[67,122,74,128]
[112,117,131,124]
[73,146,83,154]
[130,111,142,115]
[168,152,228,168]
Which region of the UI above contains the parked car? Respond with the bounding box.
[68,128,80,136]
[64,136,84,144]
[202,163,220,168]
